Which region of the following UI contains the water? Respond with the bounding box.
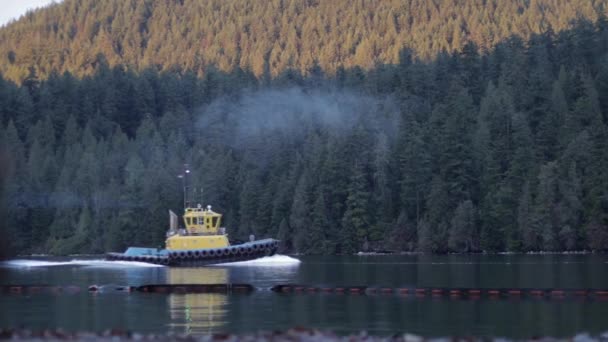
[0,254,607,338]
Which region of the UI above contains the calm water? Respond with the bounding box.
[0,254,607,338]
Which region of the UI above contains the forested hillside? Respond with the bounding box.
[0,0,607,82]
[0,137,8,259]
[2,1,608,255]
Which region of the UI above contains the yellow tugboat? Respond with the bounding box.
[106,203,279,266]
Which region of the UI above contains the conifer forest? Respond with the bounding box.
[2,0,608,255]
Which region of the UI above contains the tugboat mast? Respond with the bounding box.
[177,163,190,209]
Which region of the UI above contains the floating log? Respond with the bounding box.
[0,283,255,295]
[270,284,608,300]
[134,283,255,294]
[4,284,608,299]
[0,285,80,294]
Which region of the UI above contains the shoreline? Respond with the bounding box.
[1,328,608,341]
[7,250,605,258]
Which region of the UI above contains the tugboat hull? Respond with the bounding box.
[106,238,279,267]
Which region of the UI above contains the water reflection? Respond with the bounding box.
[1,255,605,337]
[165,267,229,335]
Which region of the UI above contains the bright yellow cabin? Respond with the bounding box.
[183,206,222,234]
[165,205,229,250]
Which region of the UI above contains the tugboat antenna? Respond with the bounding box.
[178,164,191,210]
[192,187,197,208]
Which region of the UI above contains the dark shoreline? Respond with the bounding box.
[7,250,606,258]
[2,328,608,341]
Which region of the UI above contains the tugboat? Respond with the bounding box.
[106,203,279,266]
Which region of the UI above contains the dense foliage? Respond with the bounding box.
[0,138,8,259]
[3,15,608,254]
[1,0,607,82]
[2,1,608,255]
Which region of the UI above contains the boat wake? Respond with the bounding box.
[213,254,301,267]
[1,255,299,268]
[1,259,164,268]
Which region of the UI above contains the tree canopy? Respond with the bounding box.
[0,0,607,82]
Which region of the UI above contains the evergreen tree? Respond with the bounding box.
[538,80,567,160]
[448,200,477,252]
[341,162,371,254]
[556,163,582,250]
[290,172,313,254]
[398,112,430,228]
[307,190,330,254]
[419,176,450,253]
[533,162,560,251]
[518,181,539,251]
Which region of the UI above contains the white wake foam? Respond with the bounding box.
[1,259,163,268]
[214,254,301,267]
[1,259,77,268]
[76,259,164,268]
[2,255,299,268]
